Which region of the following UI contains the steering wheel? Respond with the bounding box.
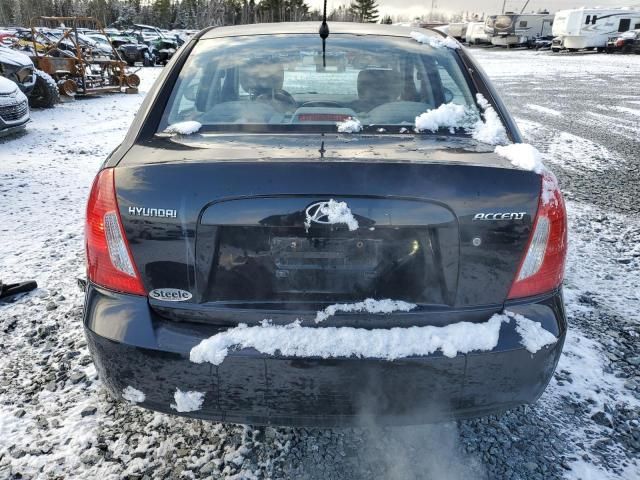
[257,89,297,111]
[301,100,347,108]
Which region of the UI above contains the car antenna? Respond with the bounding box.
[319,0,329,68]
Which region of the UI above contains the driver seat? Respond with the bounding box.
[239,61,293,111]
[352,69,402,113]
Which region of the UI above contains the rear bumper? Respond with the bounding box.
[84,284,567,426]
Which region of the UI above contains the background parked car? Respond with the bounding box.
[124,24,177,65]
[533,36,554,50]
[0,46,58,108]
[110,35,155,66]
[607,29,640,54]
[465,21,490,45]
[0,75,30,136]
[0,29,17,46]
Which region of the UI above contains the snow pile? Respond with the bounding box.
[122,386,145,404]
[540,171,560,207]
[415,103,469,133]
[413,95,508,145]
[164,120,202,135]
[190,314,509,365]
[314,298,417,323]
[336,117,363,133]
[170,389,205,412]
[305,199,359,231]
[472,93,508,145]
[509,311,558,353]
[494,143,560,206]
[494,143,545,173]
[410,31,460,49]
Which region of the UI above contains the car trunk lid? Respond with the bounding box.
[116,136,541,326]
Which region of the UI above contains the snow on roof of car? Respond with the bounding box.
[200,22,446,40]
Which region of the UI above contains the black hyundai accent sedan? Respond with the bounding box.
[84,22,567,426]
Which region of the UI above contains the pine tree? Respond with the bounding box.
[152,0,172,27]
[256,0,309,23]
[350,0,378,23]
[380,14,392,25]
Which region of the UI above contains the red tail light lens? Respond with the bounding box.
[508,172,567,299]
[85,168,146,295]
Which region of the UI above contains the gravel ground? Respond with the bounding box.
[1,49,639,480]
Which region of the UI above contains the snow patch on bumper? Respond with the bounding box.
[189,311,558,366]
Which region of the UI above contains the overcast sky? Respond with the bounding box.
[309,1,639,19]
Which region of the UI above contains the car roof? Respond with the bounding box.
[200,22,444,40]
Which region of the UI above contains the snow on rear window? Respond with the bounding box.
[336,117,362,133]
[415,103,470,133]
[164,120,202,135]
[472,93,508,145]
[410,31,461,50]
[413,94,508,145]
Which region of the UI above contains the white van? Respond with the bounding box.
[466,22,490,45]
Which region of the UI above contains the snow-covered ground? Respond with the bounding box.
[1,49,639,480]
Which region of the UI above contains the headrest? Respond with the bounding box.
[240,60,284,93]
[357,69,402,103]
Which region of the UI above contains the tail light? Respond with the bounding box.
[508,172,567,299]
[616,39,624,47]
[85,168,146,295]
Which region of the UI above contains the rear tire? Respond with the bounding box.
[143,51,152,67]
[28,69,59,109]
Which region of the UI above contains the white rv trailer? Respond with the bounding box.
[552,8,640,51]
[466,22,491,44]
[485,12,555,46]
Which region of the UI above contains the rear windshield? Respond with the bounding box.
[159,33,478,134]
